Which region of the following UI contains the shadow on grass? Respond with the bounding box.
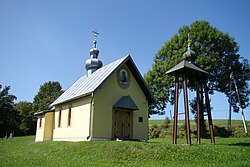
[228,143,250,147]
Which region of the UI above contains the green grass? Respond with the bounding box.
[1,135,250,166]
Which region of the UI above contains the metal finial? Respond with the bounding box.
[92,30,99,48]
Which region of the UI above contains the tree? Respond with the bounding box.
[0,85,18,138]
[33,81,63,112]
[14,101,36,135]
[145,20,250,117]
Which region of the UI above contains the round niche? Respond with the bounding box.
[117,67,130,89]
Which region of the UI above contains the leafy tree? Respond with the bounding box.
[0,85,18,138]
[14,101,36,135]
[33,81,63,112]
[145,20,250,118]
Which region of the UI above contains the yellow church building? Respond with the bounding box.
[35,34,154,142]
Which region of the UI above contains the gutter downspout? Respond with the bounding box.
[87,93,94,141]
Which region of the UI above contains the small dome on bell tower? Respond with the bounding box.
[183,34,196,62]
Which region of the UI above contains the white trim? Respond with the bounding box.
[35,138,44,142]
[52,137,90,142]
[51,137,112,142]
[89,93,94,140]
[35,138,53,142]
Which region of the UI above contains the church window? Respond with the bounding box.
[58,110,62,127]
[39,118,42,128]
[68,107,72,127]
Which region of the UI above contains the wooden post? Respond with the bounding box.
[183,74,191,145]
[204,82,215,144]
[196,83,201,144]
[173,75,179,144]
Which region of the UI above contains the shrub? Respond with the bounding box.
[161,116,171,129]
[177,123,186,138]
[149,124,162,139]
[231,127,248,138]
[213,126,232,137]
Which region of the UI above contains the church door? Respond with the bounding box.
[113,109,133,140]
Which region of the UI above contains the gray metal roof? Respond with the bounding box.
[34,109,55,117]
[165,60,210,75]
[50,55,129,107]
[113,96,139,110]
[50,55,154,107]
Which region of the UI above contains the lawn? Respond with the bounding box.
[1,135,250,167]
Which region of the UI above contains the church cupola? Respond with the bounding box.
[85,30,103,76]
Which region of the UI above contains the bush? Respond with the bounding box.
[177,123,186,138]
[213,126,232,137]
[231,127,248,138]
[149,120,249,139]
[149,124,162,139]
[161,116,171,129]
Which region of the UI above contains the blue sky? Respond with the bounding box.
[0,0,249,120]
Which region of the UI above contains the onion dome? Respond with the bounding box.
[85,31,103,76]
[183,34,196,62]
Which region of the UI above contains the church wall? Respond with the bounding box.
[43,112,54,141]
[35,115,45,142]
[93,64,149,140]
[52,96,91,141]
